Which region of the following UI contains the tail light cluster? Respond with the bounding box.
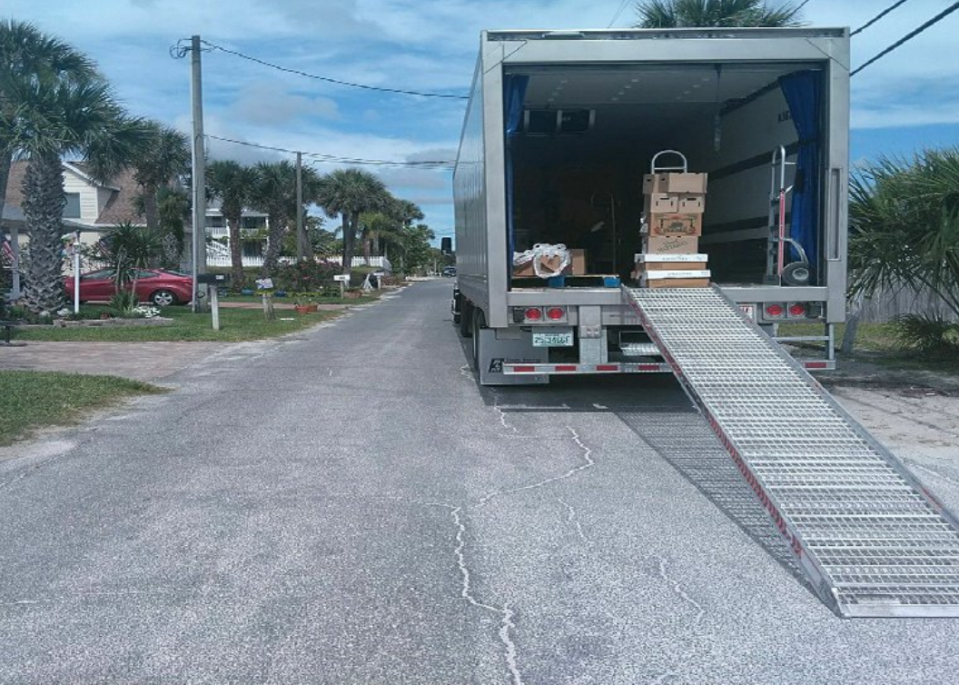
[762,302,817,320]
[514,306,568,323]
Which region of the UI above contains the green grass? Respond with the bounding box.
[219,293,381,306]
[779,321,959,376]
[0,371,165,446]
[778,322,901,353]
[12,306,340,343]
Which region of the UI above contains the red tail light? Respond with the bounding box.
[546,307,565,321]
[524,307,543,321]
[788,303,806,317]
[765,304,785,318]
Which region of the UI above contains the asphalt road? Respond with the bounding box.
[1,280,957,684]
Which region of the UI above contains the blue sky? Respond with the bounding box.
[6,0,959,242]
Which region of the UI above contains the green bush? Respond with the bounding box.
[273,260,338,292]
[109,290,138,316]
[893,314,959,354]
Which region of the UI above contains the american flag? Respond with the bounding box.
[0,235,14,267]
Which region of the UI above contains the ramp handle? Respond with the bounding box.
[650,150,688,174]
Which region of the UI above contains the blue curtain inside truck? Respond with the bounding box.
[504,74,529,280]
[778,69,822,272]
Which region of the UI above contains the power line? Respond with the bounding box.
[851,0,959,76]
[196,39,469,101]
[607,0,632,27]
[851,0,910,36]
[205,134,455,169]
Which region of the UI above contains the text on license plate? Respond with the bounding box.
[533,331,574,347]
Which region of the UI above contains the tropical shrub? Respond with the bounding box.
[273,259,337,292]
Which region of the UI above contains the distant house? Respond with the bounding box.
[2,161,271,299]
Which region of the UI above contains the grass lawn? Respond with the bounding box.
[220,292,382,306]
[12,306,341,343]
[0,371,164,446]
[779,321,959,376]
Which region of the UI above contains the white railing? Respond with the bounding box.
[325,256,392,270]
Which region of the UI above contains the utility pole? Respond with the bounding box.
[190,34,208,312]
[296,151,305,261]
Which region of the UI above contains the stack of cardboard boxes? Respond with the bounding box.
[634,171,710,288]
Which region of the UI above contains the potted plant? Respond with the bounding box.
[292,292,318,315]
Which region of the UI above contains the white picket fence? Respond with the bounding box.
[205,242,391,271]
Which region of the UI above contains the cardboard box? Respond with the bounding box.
[643,235,700,255]
[647,212,702,237]
[641,270,711,289]
[568,248,587,275]
[643,172,708,195]
[513,249,586,277]
[642,270,711,280]
[644,277,711,289]
[513,254,565,278]
[636,260,708,272]
[677,195,705,214]
[643,193,678,214]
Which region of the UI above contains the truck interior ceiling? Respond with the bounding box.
[506,63,825,286]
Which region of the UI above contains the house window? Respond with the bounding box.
[64,193,81,218]
[207,215,226,228]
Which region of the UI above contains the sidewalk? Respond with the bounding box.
[0,341,222,382]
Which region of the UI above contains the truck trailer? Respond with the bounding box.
[452,28,849,385]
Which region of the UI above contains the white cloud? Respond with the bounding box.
[231,82,340,125]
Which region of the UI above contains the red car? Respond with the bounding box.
[64,269,193,307]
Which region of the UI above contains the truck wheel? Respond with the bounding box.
[452,292,462,325]
[782,261,811,286]
[459,301,473,338]
[471,308,486,370]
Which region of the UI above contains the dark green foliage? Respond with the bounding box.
[273,259,338,292]
[893,314,959,354]
[634,0,805,28]
[849,148,959,320]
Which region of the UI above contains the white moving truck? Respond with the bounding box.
[452,28,850,385]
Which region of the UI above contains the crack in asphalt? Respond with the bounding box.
[476,426,595,508]
[647,555,705,628]
[558,499,587,542]
[450,506,524,685]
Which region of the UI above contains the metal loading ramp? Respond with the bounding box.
[623,286,959,618]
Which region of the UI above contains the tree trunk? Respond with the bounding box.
[0,151,11,234]
[228,213,245,289]
[341,213,355,277]
[22,152,67,314]
[142,184,160,232]
[363,231,372,265]
[260,211,287,278]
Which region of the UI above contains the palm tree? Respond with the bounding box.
[315,168,391,276]
[849,149,959,320]
[249,161,298,277]
[0,20,96,240]
[634,0,805,28]
[6,73,148,313]
[130,121,190,265]
[208,160,257,286]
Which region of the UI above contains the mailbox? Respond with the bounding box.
[197,273,229,285]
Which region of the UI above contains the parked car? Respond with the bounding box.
[442,266,457,277]
[64,269,192,306]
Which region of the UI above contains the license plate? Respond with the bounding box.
[739,304,756,321]
[533,331,574,347]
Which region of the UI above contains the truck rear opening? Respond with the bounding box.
[508,62,825,286]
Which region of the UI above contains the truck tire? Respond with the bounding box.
[459,300,473,338]
[471,307,486,370]
[782,261,811,286]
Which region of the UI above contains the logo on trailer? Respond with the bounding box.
[489,359,503,373]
